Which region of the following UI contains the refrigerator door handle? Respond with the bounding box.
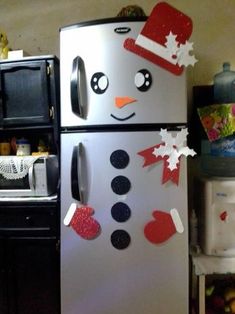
[70,56,87,119]
[71,143,85,204]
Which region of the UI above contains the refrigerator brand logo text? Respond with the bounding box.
[114,27,131,34]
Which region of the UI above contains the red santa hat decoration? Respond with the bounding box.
[124,2,197,75]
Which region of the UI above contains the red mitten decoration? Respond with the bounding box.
[144,208,184,244]
[64,204,101,240]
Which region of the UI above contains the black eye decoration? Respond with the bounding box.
[134,69,152,92]
[90,72,109,94]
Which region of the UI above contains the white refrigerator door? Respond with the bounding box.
[60,20,187,127]
[61,130,188,314]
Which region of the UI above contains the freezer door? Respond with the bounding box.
[60,21,187,127]
[61,131,188,314]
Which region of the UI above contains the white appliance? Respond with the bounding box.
[197,176,235,257]
[0,155,58,197]
[60,17,189,314]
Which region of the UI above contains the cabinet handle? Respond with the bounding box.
[56,239,60,252]
[71,143,86,204]
[49,106,55,119]
[70,56,87,119]
[25,216,33,225]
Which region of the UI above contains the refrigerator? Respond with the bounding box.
[60,17,189,314]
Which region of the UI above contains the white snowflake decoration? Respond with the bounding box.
[165,32,197,67]
[153,129,196,171]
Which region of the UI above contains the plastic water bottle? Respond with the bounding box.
[213,62,235,103]
[204,63,235,176]
[200,137,235,177]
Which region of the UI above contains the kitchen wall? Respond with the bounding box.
[1,0,235,87]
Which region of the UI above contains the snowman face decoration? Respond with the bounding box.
[90,69,152,121]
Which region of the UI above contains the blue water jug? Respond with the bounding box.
[213,62,235,103]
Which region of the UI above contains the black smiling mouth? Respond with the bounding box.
[110,112,136,121]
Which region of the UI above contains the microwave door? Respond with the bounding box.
[0,167,34,197]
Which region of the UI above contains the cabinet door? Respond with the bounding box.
[7,238,60,314]
[0,239,7,314]
[0,60,50,127]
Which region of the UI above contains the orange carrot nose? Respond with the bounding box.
[115,97,137,108]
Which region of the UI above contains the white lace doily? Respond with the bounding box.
[0,156,39,180]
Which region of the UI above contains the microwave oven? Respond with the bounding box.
[0,155,58,197]
[196,176,235,256]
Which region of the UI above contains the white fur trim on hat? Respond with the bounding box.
[136,34,178,65]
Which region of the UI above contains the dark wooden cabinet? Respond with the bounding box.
[4,238,59,314]
[0,55,60,314]
[0,238,7,314]
[0,55,60,155]
[0,56,59,128]
[0,201,60,314]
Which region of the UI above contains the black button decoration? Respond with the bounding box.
[111,175,131,195]
[111,230,131,250]
[109,150,132,249]
[110,149,129,169]
[111,202,131,222]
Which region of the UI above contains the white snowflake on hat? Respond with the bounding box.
[165,32,197,67]
[124,2,197,75]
